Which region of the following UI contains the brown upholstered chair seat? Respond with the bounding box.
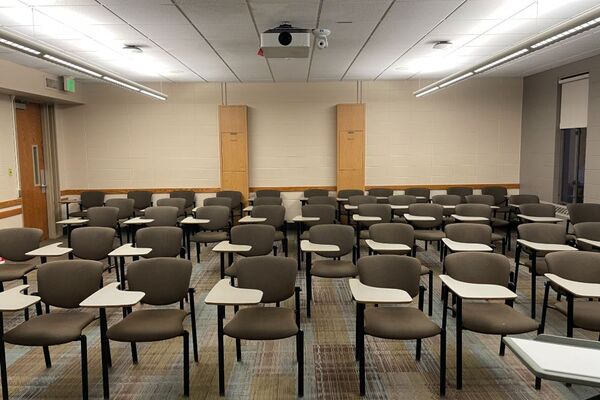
[107,309,188,342]
[191,231,228,243]
[522,258,548,274]
[224,307,298,340]
[491,232,504,243]
[414,230,445,241]
[69,210,87,218]
[554,301,600,331]
[457,303,538,335]
[491,218,509,227]
[299,231,310,240]
[359,230,370,239]
[0,264,36,282]
[311,259,357,278]
[4,312,95,346]
[274,231,285,241]
[364,307,440,340]
[225,263,239,277]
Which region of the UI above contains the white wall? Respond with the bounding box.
[365,78,522,185]
[0,94,23,228]
[56,78,523,192]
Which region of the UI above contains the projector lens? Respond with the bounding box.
[278,32,292,46]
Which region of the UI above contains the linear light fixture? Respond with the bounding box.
[414,6,600,97]
[0,27,168,101]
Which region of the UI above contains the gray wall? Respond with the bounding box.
[520,53,600,203]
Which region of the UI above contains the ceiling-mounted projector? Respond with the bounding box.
[260,23,311,58]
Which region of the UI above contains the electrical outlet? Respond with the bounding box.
[7,168,12,177]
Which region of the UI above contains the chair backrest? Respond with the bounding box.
[465,194,495,206]
[368,188,393,198]
[301,204,336,227]
[518,203,556,217]
[518,223,565,244]
[251,205,285,228]
[127,191,153,210]
[481,186,507,206]
[71,227,115,260]
[157,198,186,217]
[105,198,135,219]
[308,224,354,258]
[338,189,364,199]
[405,188,430,200]
[574,222,600,241]
[194,206,230,230]
[357,204,392,226]
[217,191,242,210]
[255,189,281,198]
[388,195,417,206]
[432,194,461,206]
[145,206,179,227]
[368,223,414,250]
[447,187,473,202]
[358,255,420,298]
[454,204,492,219]
[0,228,42,262]
[203,197,232,209]
[407,203,443,228]
[170,191,195,208]
[445,223,492,245]
[136,227,183,258]
[304,189,329,198]
[80,191,105,209]
[236,256,296,303]
[87,206,119,228]
[37,260,103,309]
[230,224,276,257]
[307,196,337,208]
[253,197,283,206]
[567,203,600,224]
[445,252,510,286]
[127,258,191,305]
[509,194,540,205]
[546,251,600,284]
[349,195,377,206]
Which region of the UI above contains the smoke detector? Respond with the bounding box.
[123,44,144,54]
[432,40,452,50]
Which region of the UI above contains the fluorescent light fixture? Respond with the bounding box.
[0,26,168,100]
[414,6,600,97]
[43,54,102,77]
[415,86,439,97]
[531,16,600,49]
[102,76,140,91]
[474,49,529,73]
[140,90,166,101]
[439,72,473,88]
[0,38,40,55]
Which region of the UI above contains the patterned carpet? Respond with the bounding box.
[3,228,600,399]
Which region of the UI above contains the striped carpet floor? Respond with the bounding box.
[3,230,599,399]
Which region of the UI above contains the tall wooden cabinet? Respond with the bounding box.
[336,104,365,191]
[219,105,249,203]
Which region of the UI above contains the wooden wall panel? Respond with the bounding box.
[337,104,365,191]
[219,105,249,203]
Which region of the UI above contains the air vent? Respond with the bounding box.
[45,77,60,90]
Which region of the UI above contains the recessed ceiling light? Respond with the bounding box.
[122,44,144,54]
[336,21,352,24]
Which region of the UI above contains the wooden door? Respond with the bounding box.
[219,105,249,203]
[337,104,365,191]
[16,102,48,239]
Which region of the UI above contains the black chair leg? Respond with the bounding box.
[43,346,52,368]
[428,271,433,316]
[80,336,88,400]
[297,330,304,397]
[183,331,189,397]
[416,338,422,361]
[440,328,446,396]
[236,339,242,362]
[131,342,138,364]
[0,332,7,400]
[189,290,199,363]
[196,243,200,263]
[456,297,463,390]
[540,283,551,334]
[499,335,506,356]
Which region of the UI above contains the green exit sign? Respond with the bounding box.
[63,76,76,93]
